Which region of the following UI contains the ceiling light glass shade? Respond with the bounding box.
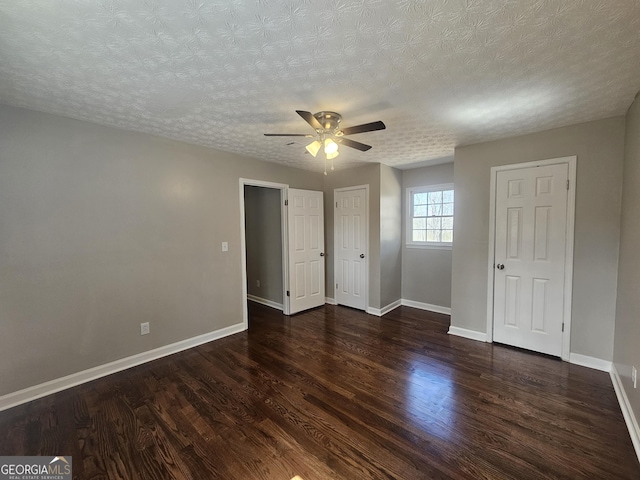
[324,138,339,155]
[326,150,339,160]
[305,140,322,157]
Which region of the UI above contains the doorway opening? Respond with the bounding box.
[239,179,289,329]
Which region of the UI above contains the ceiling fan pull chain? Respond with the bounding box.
[324,155,328,176]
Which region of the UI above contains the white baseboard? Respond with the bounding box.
[367,299,402,317]
[401,299,451,315]
[0,322,246,412]
[569,353,612,372]
[448,326,488,342]
[610,364,640,463]
[325,297,337,305]
[247,294,283,311]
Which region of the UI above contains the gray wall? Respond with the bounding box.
[244,186,283,305]
[0,104,323,396]
[324,164,381,308]
[452,117,625,361]
[379,165,403,308]
[613,94,640,420]
[401,162,454,308]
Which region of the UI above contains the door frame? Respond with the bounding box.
[485,156,577,361]
[239,178,290,330]
[333,184,369,311]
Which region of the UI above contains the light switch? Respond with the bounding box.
[222,241,228,252]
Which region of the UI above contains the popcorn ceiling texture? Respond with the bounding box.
[0,0,639,171]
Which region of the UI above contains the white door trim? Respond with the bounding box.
[486,156,576,361]
[334,184,369,311]
[239,179,290,329]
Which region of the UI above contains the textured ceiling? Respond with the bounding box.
[1,1,639,172]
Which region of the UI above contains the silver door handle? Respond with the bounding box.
[496,263,505,270]
[320,252,325,257]
[360,254,365,258]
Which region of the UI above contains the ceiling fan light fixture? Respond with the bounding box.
[265,111,385,172]
[324,138,338,155]
[305,140,321,157]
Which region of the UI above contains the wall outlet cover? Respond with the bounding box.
[141,322,150,335]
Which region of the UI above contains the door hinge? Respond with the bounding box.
[286,290,290,297]
[336,201,338,208]
[284,199,288,206]
[336,283,338,289]
[566,180,569,190]
[562,323,565,332]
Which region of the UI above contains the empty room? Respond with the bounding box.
[1,1,640,479]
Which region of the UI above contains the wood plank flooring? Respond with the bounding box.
[1,303,638,479]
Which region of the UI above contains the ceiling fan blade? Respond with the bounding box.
[264,133,314,137]
[336,137,372,152]
[296,110,323,130]
[339,121,386,136]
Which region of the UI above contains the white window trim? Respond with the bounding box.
[405,243,452,251]
[405,183,454,249]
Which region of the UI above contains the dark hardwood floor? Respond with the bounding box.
[1,303,638,479]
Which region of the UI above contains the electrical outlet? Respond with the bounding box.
[221,241,228,252]
[140,322,150,336]
[256,279,260,288]
[632,366,637,389]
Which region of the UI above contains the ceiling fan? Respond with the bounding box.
[265,110,386,174]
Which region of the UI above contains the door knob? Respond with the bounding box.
[496,263,505,270]
[360,254,365,258]
[320,252,325,257]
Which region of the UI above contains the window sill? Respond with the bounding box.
[405,243,452,251]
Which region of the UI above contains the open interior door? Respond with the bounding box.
[287,189,325,314]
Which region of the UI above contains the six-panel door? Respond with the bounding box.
[287,189,325,314]
[493,163,569,357]
[335,187,367,311]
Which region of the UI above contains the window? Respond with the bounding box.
[406,184,454,248]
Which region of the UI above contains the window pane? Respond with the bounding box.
[428,204,442,216]
[428,191,442,204]
[442,190,454,203]
[409,186,454,245]
[414,192,428,205]
[427,217,441,229]
[414,205,427,217]
[426,230,441,242]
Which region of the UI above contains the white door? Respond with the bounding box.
[493,163,569,356]
[335,187,367,310]
[287,189,325,314]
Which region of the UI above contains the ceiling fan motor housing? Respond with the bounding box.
[313,111,342,133]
